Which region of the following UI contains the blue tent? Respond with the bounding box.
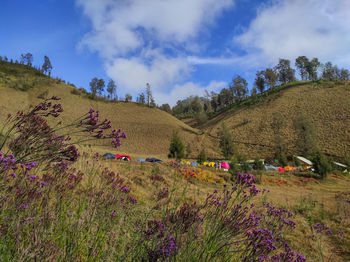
[137,158,145,162]
[191,162,198,166]
[102,153,116,159]
[145,158,163,164]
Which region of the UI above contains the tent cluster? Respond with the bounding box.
[102,153,132,161]
[137,158,163,163]
[182,161,230,170]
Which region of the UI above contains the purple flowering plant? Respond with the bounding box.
[0,97,126,167]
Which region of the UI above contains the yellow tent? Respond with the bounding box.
[208,162,215,167]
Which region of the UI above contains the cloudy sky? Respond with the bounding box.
[1,0,349,105]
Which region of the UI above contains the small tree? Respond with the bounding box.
[20,53,33,66]
[97,79,105,96]
[89,77,99,96]
[125,94,132,102]
[160,104,172,114]
[275,59,295,84]
[254,70,265,94]
[42,55,53,76]
[107,79,117,100]
[146,83,152,106]
[218,123,235,159]
[264,68,278,89]
[137,93,146,104]
[294,113,317,157]
[150,97,156,108]
[230,75,248,102]
[168,131,185,160]
[197,149,207,164]
[295,56,309,80]
[306,58,320,81]
[311,151,331,179]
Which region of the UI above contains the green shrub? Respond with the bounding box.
[71,88,81,96]
[168,130,185,160]
[311,151,332,179]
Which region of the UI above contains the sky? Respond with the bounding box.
[1,0,349,106]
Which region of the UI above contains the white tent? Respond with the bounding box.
[296,156,313,166]
[333,162,347,168]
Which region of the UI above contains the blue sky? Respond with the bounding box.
[1,0,349,106]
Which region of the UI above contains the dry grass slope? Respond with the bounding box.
[203,81,350,159]
[0,62,219,160]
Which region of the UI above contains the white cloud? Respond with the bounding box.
[155,81,227,106]
[77,0,234,58]
[235,0,350,67]
[76,0,235,104]
[105,52,192,94]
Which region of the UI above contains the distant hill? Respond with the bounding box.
[201,81,350,160]
[0,61,219,160]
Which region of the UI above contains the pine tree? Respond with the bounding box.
[168,131,185,160]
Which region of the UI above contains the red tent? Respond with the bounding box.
[115,154,132,161]
[278,167,285,172]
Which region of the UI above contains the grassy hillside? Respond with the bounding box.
[0,61,219,160]
[202,81,350,160]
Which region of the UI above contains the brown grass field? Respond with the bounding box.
[80,156,350,261]
[0,62,220,160]
[202,81,350,160]
[1,62,350,261]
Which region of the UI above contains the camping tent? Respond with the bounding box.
[221,162,230,169]
[137,158,145,162]
[145,158,163,164]
[191,162,198,166]
[333,162,347,169]
[208,162,215,167]
[102,153,116,159]
[278,167,285,172]
[296,156,312,166]
[264,164,278,171]
[115,154,132,161]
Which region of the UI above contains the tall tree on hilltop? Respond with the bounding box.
[150,97,156,108]
[137,92,146,104]
[210,91,219,112]
[322,62,336,80]
[89,77,99,96]
[160,104,172,114]
[295,56,309,80]
[125,94,132,102]
[107,79,117,100]
[340,69,350,80]
[264,68,278,89]
[97,79,105,96]
[254,70,265,94]
[42,56,53,76]
[146,83,153,107]
[20,53,33,66]
[230,75,248,102]
[275,58,295,84]
[190,96,203,114]
[306,58,320,81]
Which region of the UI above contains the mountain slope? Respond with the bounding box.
[203,81,350,160]
[0,62,219,160]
